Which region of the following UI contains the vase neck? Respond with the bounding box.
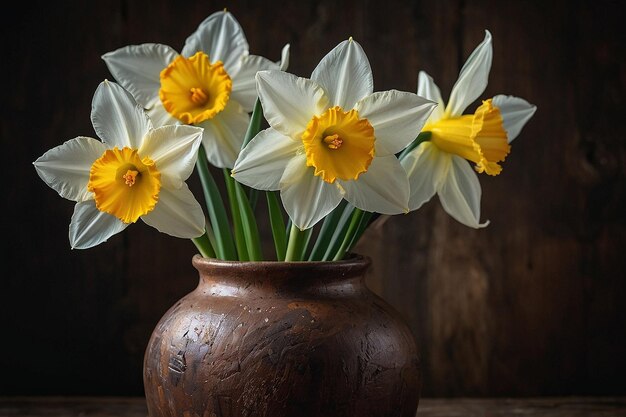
[191,254,371,298]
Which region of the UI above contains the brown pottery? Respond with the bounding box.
[143,253,420,417]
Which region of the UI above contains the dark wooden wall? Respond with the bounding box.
[2,0,624,397]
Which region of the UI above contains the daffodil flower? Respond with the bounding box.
[102,10,290,168]
[33,80,205,249]
[401,30,536,228]
[232,39,437,230]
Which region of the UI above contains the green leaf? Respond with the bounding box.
[195,145,237,260]
[346,210,374,253]
[242,98,264,149]
[308,200,347,260]
[321,203,355,261]
[223,169,249,261]
[332,208,366,261]
[266,191,287,261]
[233,176,263,261]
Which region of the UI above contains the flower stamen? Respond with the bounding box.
[122,169,139,186]
[324,134,343,149]
[190,87,209,105]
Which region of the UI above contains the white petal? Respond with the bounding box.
[446,30,493,117]
[182,10,248,75]
[69,201,129,249]
[492,95,537,143]
[101,43,178,108]
[438,155,489,228]
[417,71,445,122]
[198,100,250,168]
[280,154,343,230]
[146,104,179,128]
[340,155,409,215]
[355,90,437,156]
[401,141,443,211]
[231,54,282,112]
[311,39,373,109]
[232,128,300,191]
[33,137,107,202]
[140,125,203,188]
[279,43,291,71]
[256,70,329,138]
[91,80,152,149]
[142,183,205,238]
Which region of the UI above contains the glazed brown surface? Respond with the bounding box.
[144,255,420,417]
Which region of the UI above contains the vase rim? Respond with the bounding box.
[192,252,371,272]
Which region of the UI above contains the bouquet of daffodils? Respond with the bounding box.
[33,11,536,262]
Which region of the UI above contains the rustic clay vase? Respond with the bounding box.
[143,253,420,417]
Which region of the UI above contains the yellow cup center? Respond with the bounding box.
[159,52,233,124]
[302,106,375,184]
[426,99,510,176]
[88,147,161,223]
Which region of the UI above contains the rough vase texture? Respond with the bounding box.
[143,254,420,417]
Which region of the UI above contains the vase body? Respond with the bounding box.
[143,254,420,417]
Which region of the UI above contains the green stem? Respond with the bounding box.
[223,169,249,261]
[285,223,307,261]
[398,131,432,160]
[298,227,313,261]
[195,145,237,260]
[192,233,216,259]
[332,208,366,261]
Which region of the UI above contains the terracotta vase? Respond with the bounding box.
[143,253,420,417]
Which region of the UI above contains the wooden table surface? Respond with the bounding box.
[1,397,625,417]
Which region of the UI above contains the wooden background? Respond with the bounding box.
[2,0,624,397]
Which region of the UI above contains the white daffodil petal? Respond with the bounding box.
[438,155,489,228]
[33,136,107,202]
[146,104,179,128]
[417,71,445,122]
[69,201,129,249]
[256,70,329,138]
[232,128,300,191]
[140,125,203,188]
[340,155,409,215]
[182,10,248,75]
[142,183,205,238]
[355,90,437,156]
[401,141,443,211]
[280,154,343,230]
[197,100,249,168]
[492,95,537,143]
[446,30,493,117]
[310,39,373,109]
[279,43,290,71]
[91,80,152,149]
[232,54,282,112]
[101,43,179,108]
